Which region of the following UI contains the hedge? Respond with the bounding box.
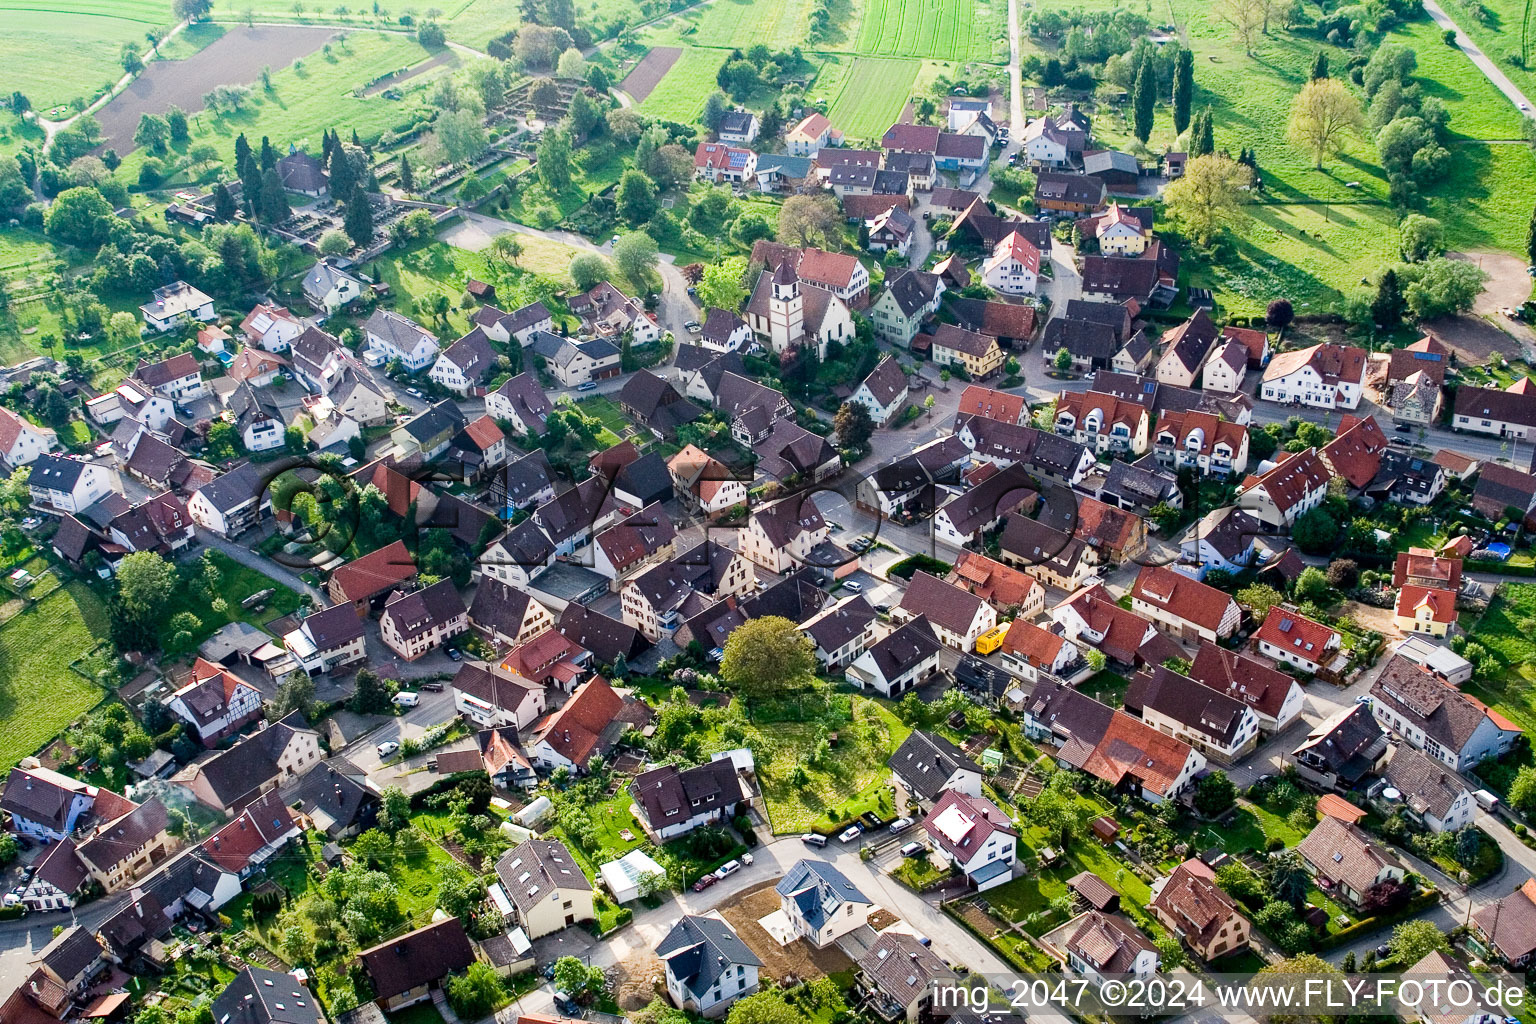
[1467,560,1536,576]
[1316,890,1442,950]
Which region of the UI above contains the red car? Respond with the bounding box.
[692,874,719,893]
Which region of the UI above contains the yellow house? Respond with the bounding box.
[1393,585,1456,638]
[931,323,1004,380]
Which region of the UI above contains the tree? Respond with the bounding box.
[1267,850,1310,909]
[1132,52,1156,143]
[1053,346,1074,372]
[1193,771,1237,817]
[344,190,374,246]
[1510,765,1536,813]
[269,671,315,721]
[106,311,141,348]
[116,552,176,647]
[174,0,214,18]
[1252,954,1342,1023]
[488,232,524,269]
[777,193,842,248]
[436,108,489,164]
[1310,51,1329,81]
[1191,108,1215,158]
[1236,583,1284,621]
[616,168,658,224]
[834,401,874,450]
[1291,507,1339,554]
[418,20,446,46]
[1325,558,1359,588]
[570,253,610,291]
[726,990,798,1024]
[1398,214,1445,262]
[398,154,414,192]
[1389,919,1449,966]
[1148,501,1182,533]
[556,47,586,79]
[46,187,115,247]
[719,59,760,101]
[720,615,816,697]
[446,963,504,1019]
[1172,47,1194,134]
[319,229,352,256]
[537,127,572,191]
[1294,565,1330,602]
[1371,267,1406,330]
[566,91,603,139]
[1402,257,1486,319]
[1162,154,1251,247]
[703,91,729,133]
[612,231,659,291]
[552,957,605,999]
[696,256,748,311]
[1266,298,1294,331]
[166,106,190,143]
[121,45,145,76]
[259,168,291,223]
[1288,78,1365,169]
[1215,0,1265,54]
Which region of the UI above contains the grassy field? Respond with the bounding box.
[207,0,522,49]
[3,1,176,112]
[759,697,911,833]
[114,31,439,182]
[161,550,303,640]
[825,57,920,142]
[636,48,732,122]
[854,0,1007,63]
[639,0,824,51]
[151,21,227,61]
[0,582,110,771]
[366,237,578,336]
[0,109,46,158]
[1464,583,1536,732]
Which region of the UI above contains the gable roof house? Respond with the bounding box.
[932,463,1038,548]
[998,618,1082,687]
[1149,859,1251,962]
[1128,565,1242,644]
[1126,665,1261,764]
[749,241,871,307]
[886,729,982,809]
[279,756,379,839]
[922,789,1018,890]
[452,661,548,732]
[1473,462,1536,527]
[212,968,327,1024]
[740,493,831,574]
[948,550,1045,619]
[141,281,215,333]
[631,760,747,842]
[997,513,1097,591]
[1292,702,1388,791]
[1453,381,1536,440]
[893,571,997,653]
[569,282,661,344]
[1473,878,1536,967]
[850,355,911,427]
[1319,414,1390,491]
[694,142,758,184]
[1261,342,1368,410]
[1369,654,1522,771]
[1378,743,1476,834]
[528,676,629,771]
[800,594,879,670]
[621,541,755,642]
[856,931,956,1024]
[1099,456,1181,515]
[494,838,596,938]
[1080,243,1180,307]
[429,327,500,396]
[199,791,301,879]
[1256,605,1345,677]
[1188,641,1305,733]
[166,658,264,747]
[1237,447,1330,528]
[1152,409,1250,478]
[775,859,874,948]
[301,260,363,313]
[1296,816,1404,908]
[930,323,1004,380]
[327,539,418,614]
[176,712,322,813]
[1053,390,1150,455]
[1154,310,1220,388]
[380,579,468,661]
[363,309,439,372]
[474,301,554,347]
[869,268,943,346]
[1043,317,1119,373]
[282,603,368,677]
[980,231,1040,296]
[1034,172,1106,216]
[657,915,763,1019]
[1039,911,1160,989]
[1021,679,1206,804]
[1051,584,1176,670]
[487,372,553,437]
[359,918,477,1011]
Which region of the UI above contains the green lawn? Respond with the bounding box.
[825,57,921,144]
[366,238,578,338]
[151,21,227,61]
[162,550,302,640]
[854,0,1007,62]
[638,0,827,51]
[568,395,629,445]
[3,1,176,112]
[759,697,912,833]
[1464,583,1536,732]
[114,32,439,180]
[0,582,110,771]
[637,48,735,122]
[1080,670,1130,709]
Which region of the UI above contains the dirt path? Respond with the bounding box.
[361,49,459,96]
[619,46,682,103]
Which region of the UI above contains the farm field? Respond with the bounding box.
[620,46,683,102]
[0,581,110,772]
[824,57,920,142]
[637,47,732,121]
[638,0,823,51]
[113,31,441,183]
[209,0,522,48]
[853,0,1006,64]
[150,21,227,61]
[3,1,176,112]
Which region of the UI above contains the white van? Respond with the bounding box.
[1475,789,1501,812]
[392,691,420,708]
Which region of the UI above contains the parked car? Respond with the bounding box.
[899,841,925,858]
[445,648,463,662]
[393,691,420,708]
[802,833,828,848]
[420,682,443,692]
[889,816,913,833]
[842,581,863,592]
[714,859,743,880]
[684,320,702,333]
[577,381,598,391]
[405,387,423,398]
[839,825,862,843]
[692,873,719,892]
[377,741,400,758]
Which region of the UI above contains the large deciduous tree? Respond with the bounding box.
[1288,78,1364,169]
[720,615,815,698]
[1162,153,1251,247]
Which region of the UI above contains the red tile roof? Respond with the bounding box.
[1321,415,1389,489]
[1255,606,1339,659]
[1129,566,1238,633]
[999,618,1067,669]
[956,385,1024,425]
[537,677,624,767]
[329,539,417,602]
[1395,585,1458,625]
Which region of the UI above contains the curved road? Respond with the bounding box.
[1422,0,1536,115]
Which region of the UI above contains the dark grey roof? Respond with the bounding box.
[214,968,327,1024]
[36,926,103,982]
[500,450,555,507]
[194,460,265,513]
[631,760,742,831]
[494,838,592,914]
[29,453,90,492]
[382,579,467,641]
[359,919,476,1001]
[278,757,375,838]
[363,309,436,353]
[860,356,909,407]
[1045,318,1118,362]
[558,603,647,663]
[657,915,763,999]
[615,452,675,506]
[881,268,940,317]
[1101,458,1179,510]
[887,726,978,802]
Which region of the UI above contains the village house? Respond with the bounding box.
[1292,703,1388,791]
[28,454,117,514]
[1034,172,1105,217]
[176,712,322,813]
[1261,342,1368,409]
[1369,654,1522,771]
[529,676,630,770]
[750,241,870,307]
[592,503,678,584]
[1126,666,1261,764]
[1152,409,1249,477]
[429,326,500,396]
[1188,641,1305,733]
[187,461,270,538]
[948,550,1046,619]
[668,445,748,517]
[1453,381,1536,440]
[1378,744,1476,833]
[140,281,215,333]
[363,309,439,372]
[786,113,833,156]
[980,231,1040,295]
[1149,859,1251,962]
[487,372,553,436]
[1296,816,1404,908]
[740,493,830,573]
[1201,339,1249,394]
[281,603,368,677]
[301,260,363,313]
[621,542,755,642]
[240,303,305,352]
[1394,584,1458,638]
[451,662,547,731]
[856,932,956,1024]
[775,859,875,948]
[359,918,477,1011]
[851,355,911,427]
[1256,605,1345,677]
[658,915,763,1019]
[530,331,622,388]
[1474,878,1536,966]
[997,513,1098,591]
[1052,584,1176,669]
[846,617,943,698]
[892,571,997,652]
[570,282,662,343]
[932,463,1038,548]
[631,759,746,842]
[1129,565,1242,643]
[379,580,468,661]
[869,268,943,346]
[1040,911,1160,990]
[474,301,554,347]
[166,658,263,747]
[1155,311,1219,388]
[923,789,1017,891]
[998,618,1081,685]
[0,406,58,470]
[930,323,1004,379]
[1054,390,1150,455]
[694,142,758,184]
[1086,203,1153,255]
[495,837,596,938]
[1237,447,1330,528]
